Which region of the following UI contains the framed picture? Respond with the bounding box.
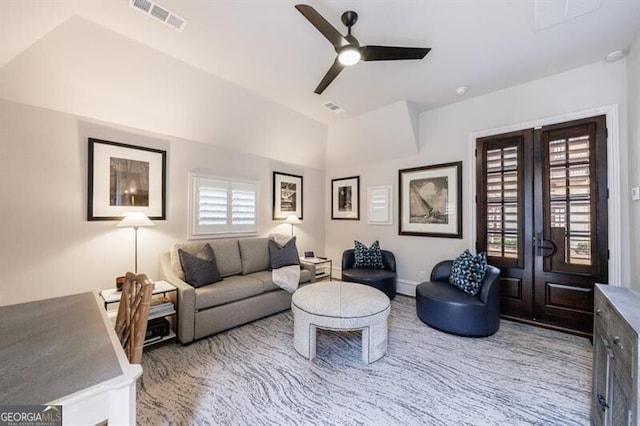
[273,171,303,220]
[399,161,462,238]
[368,185,393,225]
[331,176,360,220]
[88,138,166,221]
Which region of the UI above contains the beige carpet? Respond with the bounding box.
[137,295,592,425]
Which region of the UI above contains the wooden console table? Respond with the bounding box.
[0,292,142,425]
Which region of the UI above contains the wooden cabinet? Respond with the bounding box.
[592,284,639,426]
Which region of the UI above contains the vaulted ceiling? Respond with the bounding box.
[1,0,638,124]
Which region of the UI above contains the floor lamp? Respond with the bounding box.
[284,214,301,237]
[117,212,154,273]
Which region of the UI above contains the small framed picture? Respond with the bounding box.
[88,138,166,221]
[304,251,315,258]
[368,185,393,225]
[399,161,462,238]
[331,176,360,220]
[273,171,303,220]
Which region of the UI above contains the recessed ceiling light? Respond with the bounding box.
[605,50,626,63]
[455,86,467,96]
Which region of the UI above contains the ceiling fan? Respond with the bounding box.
[295,4,431,95]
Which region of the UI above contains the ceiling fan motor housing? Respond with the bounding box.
[341,11,358,29]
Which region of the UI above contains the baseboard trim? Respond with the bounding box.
[397,279,418,297]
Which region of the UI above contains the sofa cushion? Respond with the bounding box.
[239,238,270,275]
[449,250,488,296]
[171,239,242,280]
[208,240,243,277]
[194,275,263,310]
[245,270,277,292]
[247,269,313,292]
[353,240,384,269]
[269,237,300,269]
[171,242,209,281]
[178,244,222,288]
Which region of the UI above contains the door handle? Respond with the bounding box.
[535,232,558,257]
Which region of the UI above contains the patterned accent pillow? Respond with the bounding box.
[178,244,222,288]
[449,250,488,296]
[353,240,385,269]
[269,237,300,269]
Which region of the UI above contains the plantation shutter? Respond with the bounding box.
[230,182,256,232]
[190,174,258,237]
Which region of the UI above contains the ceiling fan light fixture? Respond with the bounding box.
[338,47,361,66]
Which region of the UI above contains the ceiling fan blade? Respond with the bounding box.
[314,59,345,94]
[295,4,348,49]
[361,45,431,61]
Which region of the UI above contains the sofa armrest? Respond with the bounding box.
[161,252,196,344]
[299,261,317,283]
[430,260,453,282]
[381,250,396,272]
[342,249,356,270]
[479,265,501,306]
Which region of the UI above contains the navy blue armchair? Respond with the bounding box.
[341,249,397,300]
[415,260,501,337]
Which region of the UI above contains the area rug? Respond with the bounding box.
[137,295,592,425]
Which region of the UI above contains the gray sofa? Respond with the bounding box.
[160,237,314,344]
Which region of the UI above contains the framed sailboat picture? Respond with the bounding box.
[398,161,462,238]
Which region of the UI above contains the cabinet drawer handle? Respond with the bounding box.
[597,394,609,410]
[595,308,602,316]
[613,336,623,350]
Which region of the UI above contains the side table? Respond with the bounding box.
[300,257,332,281]
[100,280,178,347]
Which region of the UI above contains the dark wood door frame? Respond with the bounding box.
[475,115,609,336]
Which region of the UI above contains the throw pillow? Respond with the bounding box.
[269,237,300,269]
[353,240,385,269]
[178,244,222,288]
[449,250,488,296]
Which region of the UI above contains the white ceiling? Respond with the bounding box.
[1,0,639,125]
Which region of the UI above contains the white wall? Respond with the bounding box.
[628,31,640,291]
[0,16,327,169]
[0,100,325,306]
[326,101,420,168]
[325,60,629,294]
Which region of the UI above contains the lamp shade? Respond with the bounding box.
[116,212,154,228]
[284,214,301,225]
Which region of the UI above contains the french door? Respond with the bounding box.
[476,115,608,336]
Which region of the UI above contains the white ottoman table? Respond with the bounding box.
[291,281,390,364]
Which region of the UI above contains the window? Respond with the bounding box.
[189,173,258,238]
[484,144,521,261]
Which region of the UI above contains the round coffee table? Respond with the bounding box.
[291,281,390,364]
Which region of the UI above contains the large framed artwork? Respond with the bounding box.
[273,171,303,220]
[88,138,166,221]
[331,176,359,220]
[398,161,462,238]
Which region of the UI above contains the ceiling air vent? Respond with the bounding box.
[322,101,344,114]
[130,0,187,32]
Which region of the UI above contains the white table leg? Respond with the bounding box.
[361,326,370,363]
[367,315,388,363]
